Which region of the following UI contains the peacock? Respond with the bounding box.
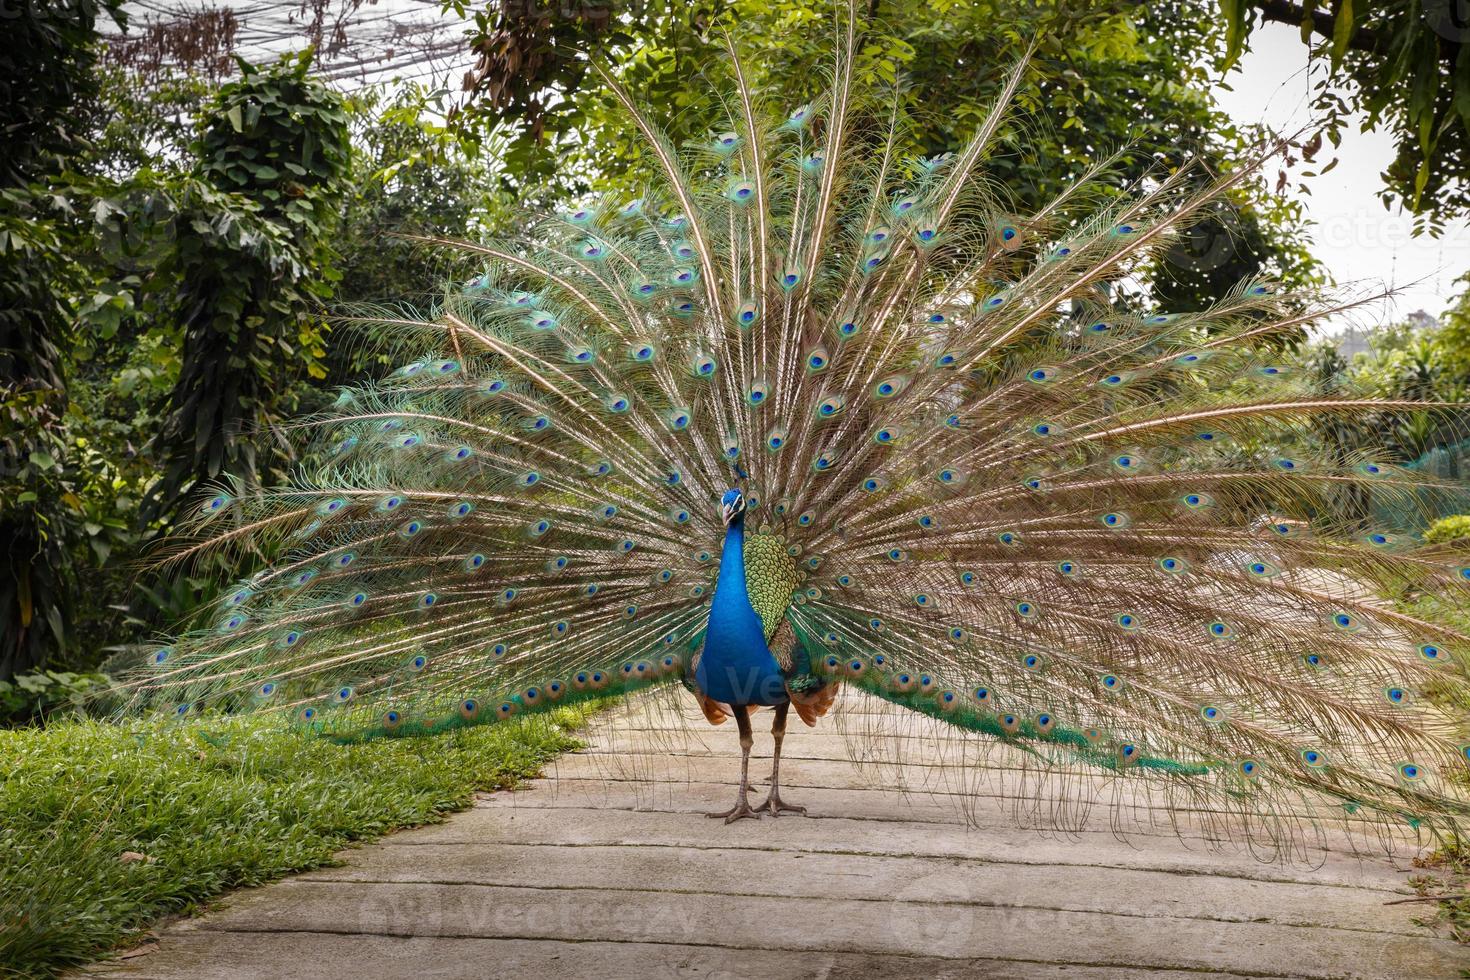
[121,21,1470,843]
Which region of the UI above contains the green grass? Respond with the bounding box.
[0,704,602,978]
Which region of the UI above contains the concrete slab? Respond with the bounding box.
[83,693,1470,979]
[80,933,1277,980]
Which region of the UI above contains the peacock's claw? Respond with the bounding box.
[706,799,760,823]
[754,793,806,817]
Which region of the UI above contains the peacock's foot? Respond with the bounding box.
[705,798,760,823]
[754,792,806,817]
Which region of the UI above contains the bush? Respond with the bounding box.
[0,670,110,725]
[1424,515,1470,546]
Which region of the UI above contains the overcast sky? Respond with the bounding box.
[1211,22,1469,329]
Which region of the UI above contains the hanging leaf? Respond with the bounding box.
[1329,0,1353,70]
[1299,0,1317,44]
[1220,0,1247,70]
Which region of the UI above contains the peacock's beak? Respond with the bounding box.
[722,497,744,526]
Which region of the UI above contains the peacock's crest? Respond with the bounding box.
[118,21,1470,851]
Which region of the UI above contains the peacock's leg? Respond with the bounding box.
[706,705,759,823]
[755,701,806,816]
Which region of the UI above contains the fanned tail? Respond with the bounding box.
[110,23,1470,854]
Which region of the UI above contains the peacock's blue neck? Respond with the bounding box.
[699,513,785,706]
[712,518,749,616]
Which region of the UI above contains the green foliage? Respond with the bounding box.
[2,59,524,675]
[0,0,122,680]
[1424,514,1470,545]
[449,0,1317,309]
[447,0,710,177]
[0,703,602,977]
[84,68,211,181]
[0,198,74,670]
[1436,284,1470,384]
[1217,0,1469,229]
[142,51,351,521]
[0,670,109,724]
[0,0,123,185]
[329,85,521,380]
[1296,314,1470,532]
[1320,310,1470,464]
[338,87,490,307]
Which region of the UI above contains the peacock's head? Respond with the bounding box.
[720,488,746,527]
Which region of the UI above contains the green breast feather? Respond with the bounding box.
[743,529,803,641]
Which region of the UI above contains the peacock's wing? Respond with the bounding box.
[771,616,838,727]
[769,619,798,674]
[115,21,1470,848]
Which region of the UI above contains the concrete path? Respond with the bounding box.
[90,693,1469,979]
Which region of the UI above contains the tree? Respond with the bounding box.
[328,85,523,380]
[47,67,497,665]
[0,0,123,680]
[1435,282,1470,383]
[1308,313,1469,469]
[1218,0,1469,231]
[448,0,1318,310]
[334,86,521,307]
[141,52,351,522]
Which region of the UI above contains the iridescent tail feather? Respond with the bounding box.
[114,23,1470,852]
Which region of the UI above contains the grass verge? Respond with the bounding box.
[0,703,601,978]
